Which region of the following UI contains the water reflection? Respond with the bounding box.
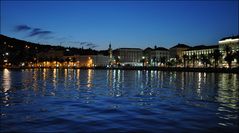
[107,70,124,97]
[0,69,238,131]
[1,69,11,107]
[85,69,93,88]
[76,69,80,90]
[217,74,239,110]
[215,74,239,127]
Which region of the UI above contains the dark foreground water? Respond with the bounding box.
[0,69,238,132]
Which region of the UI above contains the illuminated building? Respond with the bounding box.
[183,45,218,67]
[169,43,191,59]
[219,36,239,52]
[67,55,110,67]
[144,46,169,66]
[150,47,169,66]
[113,48,143,66]
[218,36,239,67]
[183,45,218,57]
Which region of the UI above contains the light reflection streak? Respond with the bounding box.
[197,72,202,94]
[52,69,57,89]
[2,69,11,107]
[87,69,93,88]
[2,69,11,93]
[42,69,48,95]
[43,68,47,81]
[32,69,38,92]
[107,70,113,88]
[108,70,124,97]
[216,73,239,127]
[76,69,81,89]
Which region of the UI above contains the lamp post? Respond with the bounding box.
[142,56,145,67]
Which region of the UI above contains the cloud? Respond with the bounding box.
[14,25,31,32]
[85,42,98,48]
[86,43,94,46]
[14,24,54,39]
[90,45,98,48]
[61,41,98,49]
[28,28,53,37]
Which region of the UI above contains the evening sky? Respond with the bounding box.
[1,0,238,50]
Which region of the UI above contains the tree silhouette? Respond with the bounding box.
[234,51,239,67]
[153,56,157,67]
[200,54,210,68]
[182,54,188,67]
[191,54,197,68]
[160,56,166,66]
[213,49,222,68]
[224,46,234,68]
[175,55,182,67]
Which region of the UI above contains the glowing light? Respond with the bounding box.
[87,57,93,67]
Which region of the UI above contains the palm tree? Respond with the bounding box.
[200,54,209,68]
[224,46,234,68]
[175,55,182,67]
[234,51,239,67]
[182,54,188,67]
[153,56,157,67]
[213,49,222,68]
[160,56,166,67]
[191,54,197,68]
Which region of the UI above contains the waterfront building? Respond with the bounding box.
[113,48,143,66]
[142,46,169,66]
[64,55,109,67]
[143,47,153,66]
[150,47,169,66]
[218,36,239,67]
[77,55,109,67]
[169,43,191,59]
[35,54,109,68]
[218,35,239,52]
[183,45,218,67]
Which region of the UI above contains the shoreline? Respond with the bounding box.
[1,66,238,74]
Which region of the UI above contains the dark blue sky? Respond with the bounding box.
[1,1,238,50]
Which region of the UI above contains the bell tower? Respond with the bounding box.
[108,42,113,66]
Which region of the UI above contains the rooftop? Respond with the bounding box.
[170,43,191,49]
[220,35,239,41]
[116,48,142,51]
[154,47,168,51]
[185,45,218,51]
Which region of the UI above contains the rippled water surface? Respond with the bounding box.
[0,69,238,132]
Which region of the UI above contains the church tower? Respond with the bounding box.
[108,42,113,67]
